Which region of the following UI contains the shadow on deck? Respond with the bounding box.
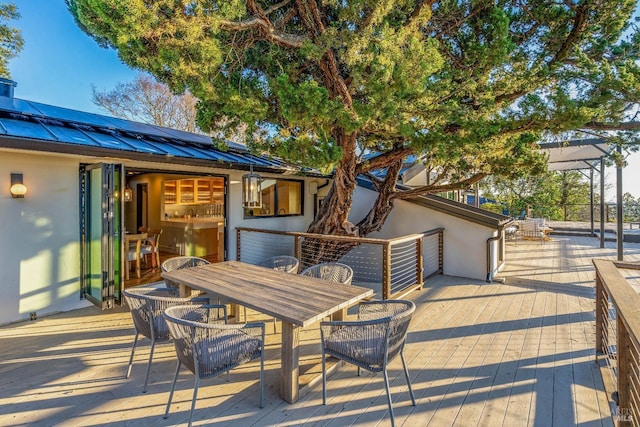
[2,234,639,426]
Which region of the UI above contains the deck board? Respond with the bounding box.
[1,233,639,426]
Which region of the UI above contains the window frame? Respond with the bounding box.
[243,178,304,219]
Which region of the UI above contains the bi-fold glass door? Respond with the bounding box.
[80,163,124,308]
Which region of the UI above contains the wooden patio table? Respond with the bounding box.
[161,260,374,403]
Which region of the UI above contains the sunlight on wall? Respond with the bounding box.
[19,250,54,314]
[19,241,81,315]
[57,241,80,299]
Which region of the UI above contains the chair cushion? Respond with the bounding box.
[324,325,386,369]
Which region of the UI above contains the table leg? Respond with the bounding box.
[178,284,192,298]
[331,307,347,321]
[280,321,300,403]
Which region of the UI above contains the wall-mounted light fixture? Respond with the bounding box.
[123,185,133,202]
[242,165,262,208]
[10,173,27,198]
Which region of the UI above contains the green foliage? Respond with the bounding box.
[481,170,593,221]
[67,0,640,231]
[0,2,23,78]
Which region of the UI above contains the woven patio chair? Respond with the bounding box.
[161,256,210,289]
[320,300,416,426]
[163,305,265,427]
[299,262,353,285]
[258,255,300,273]
[243,255,300,330]
[123,287,218,393]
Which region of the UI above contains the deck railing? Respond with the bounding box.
[594,259,640,426]
[236,227,444,299]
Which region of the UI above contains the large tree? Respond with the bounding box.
[93,73,200,132]
[68,0,640,239]
[0,2,22,78]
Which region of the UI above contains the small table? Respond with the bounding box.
[162,260,374,403]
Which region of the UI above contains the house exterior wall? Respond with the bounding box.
[350,186,498,281]
[0,148,320,324]
[0,151,90,324]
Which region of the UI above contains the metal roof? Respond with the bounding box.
[538,138,611,171]
[0,95,321,175]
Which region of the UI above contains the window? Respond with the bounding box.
[244,178,303,218]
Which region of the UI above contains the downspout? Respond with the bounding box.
[486,224,507,283]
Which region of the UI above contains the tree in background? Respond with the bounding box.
[0,2,22,78]
[93,73,199,132]
[68,0,640,241]
[481,170,592,221]
[622,192,640,222]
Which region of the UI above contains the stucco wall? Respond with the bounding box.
[350,186,499,281]
[0,151,90,324]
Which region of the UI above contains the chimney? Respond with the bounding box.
[0,77,16,98]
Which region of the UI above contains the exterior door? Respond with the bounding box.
[80,163,124,308]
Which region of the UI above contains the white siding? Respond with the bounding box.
[0,152,89,324]
[350,186,499,281]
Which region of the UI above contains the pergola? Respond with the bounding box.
[538,138,625,260]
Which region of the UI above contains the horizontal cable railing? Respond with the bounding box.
[237,227,444,299]
[594,259,640,426]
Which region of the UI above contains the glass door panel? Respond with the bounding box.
[80,163,124,309]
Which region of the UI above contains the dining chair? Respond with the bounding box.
[245,255,300,330]
[126,233,147,280]
[299,262,354,285]
[163,304,265,427]
[140,228,163,269]
[161,256,210,290]
[258,255,300,273]
[123,287,216,393]
[320,300,416,427]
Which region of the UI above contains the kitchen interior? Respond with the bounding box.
[124,172,226,283]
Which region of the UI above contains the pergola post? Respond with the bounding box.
[590,167,595,237]
[616,145,623,261]
[600,157,606,249]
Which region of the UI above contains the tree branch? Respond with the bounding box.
[392,172,488,200]
[584,121,640,131]
[356,147,414,175]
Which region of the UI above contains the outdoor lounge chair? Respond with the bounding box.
[122,287,213,393]
[320,300,416,427]
[163,305,265,427]
[161,256,210,289]
[299,262,353,285]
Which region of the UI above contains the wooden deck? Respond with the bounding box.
[2,234,639,426]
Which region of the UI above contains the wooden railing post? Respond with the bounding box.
[382,242,391,300]
[294,235,301,262]
[617,313,633,426]
[595,272,604,356]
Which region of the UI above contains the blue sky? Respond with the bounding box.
[8,0,640,199]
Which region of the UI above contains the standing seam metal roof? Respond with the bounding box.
[0,95,321,175]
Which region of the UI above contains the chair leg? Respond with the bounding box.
[125,331,139,379]
[321,349,327,405]
[260,346,265,408]
[143,339,156,393]
[383,368,395,427]
[188,376,201,427]
[401,351,416,406]
[164,360,182,419]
